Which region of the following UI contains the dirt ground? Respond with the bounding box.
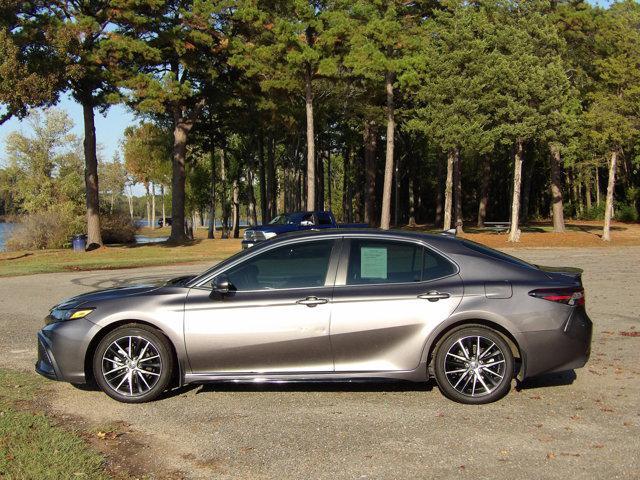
[0,248,639,479]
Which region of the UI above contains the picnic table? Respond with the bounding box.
[483,221,511,233]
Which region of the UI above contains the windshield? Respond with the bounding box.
[269,214,291,225]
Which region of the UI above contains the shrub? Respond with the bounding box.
[579,203,606,221]
[101,213,137,244]
[6,206,83,250]
[616,203,639,222]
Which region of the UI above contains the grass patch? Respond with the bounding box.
[0,238,243,277]
[0,369,109,479]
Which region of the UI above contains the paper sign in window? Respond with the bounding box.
[360,247,387,279]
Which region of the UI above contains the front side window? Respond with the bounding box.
[225,240,334,291]
[346,239,456,285]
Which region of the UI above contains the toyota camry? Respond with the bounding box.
[36,230,592,404]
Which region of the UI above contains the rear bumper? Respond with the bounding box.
[519,307,592,378]
[35,319,97,384]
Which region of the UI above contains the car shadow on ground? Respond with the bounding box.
[515,370,577,391]
[194,380,435,394]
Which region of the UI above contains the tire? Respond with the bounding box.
[93,324,174,403]
[434,325,514,404]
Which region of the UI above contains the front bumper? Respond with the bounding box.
[519,307,593,378]
[35,318,98,384]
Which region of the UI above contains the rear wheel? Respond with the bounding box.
[93,324,174,403]
[434,326,514,404]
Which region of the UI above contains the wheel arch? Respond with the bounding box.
[422,317,525,380]
[84,319,183,388]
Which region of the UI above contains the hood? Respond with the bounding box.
[56,284,163,310]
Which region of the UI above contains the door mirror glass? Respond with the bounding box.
[211,274,232,294]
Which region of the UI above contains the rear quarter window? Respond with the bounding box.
[460,239,536,269]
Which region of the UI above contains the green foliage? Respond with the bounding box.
[616,203,639,222]
[6,205,85,251]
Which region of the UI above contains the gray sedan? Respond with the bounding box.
[36,230,592,404]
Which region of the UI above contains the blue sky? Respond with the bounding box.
[0,0,614,176]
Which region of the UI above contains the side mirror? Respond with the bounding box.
[211,274,231,294]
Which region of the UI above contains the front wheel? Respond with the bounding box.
[93,324,174,403]
[434,326,514,404]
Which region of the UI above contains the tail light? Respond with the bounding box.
[529,287,585,306]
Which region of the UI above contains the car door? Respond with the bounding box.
[329,237,463,372]
[184,238,340,375]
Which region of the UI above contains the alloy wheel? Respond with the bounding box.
[443,335,507,398]
[101,335,162,397]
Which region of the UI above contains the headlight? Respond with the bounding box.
[47,307,94,325]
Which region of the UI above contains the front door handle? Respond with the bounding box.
[418,291,451,302]
[296,296,329,307]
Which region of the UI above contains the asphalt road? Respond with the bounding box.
[0,248,639,479]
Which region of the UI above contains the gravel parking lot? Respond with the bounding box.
[1,248,639,479]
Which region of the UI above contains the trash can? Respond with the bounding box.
[71,234,87,252]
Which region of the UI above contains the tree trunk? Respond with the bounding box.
[161,185,166,230]
[258,133,267,223]
[585,171,592,211]
[602,150,618,242]
[81,100,102,247]
[435,157,444,226]
[145,182,151,230]
[453,147,463,234]
[305,68,315,211]
[231,177,240,238]
[508,140,524,242]
[126,185,134,220]
[169,115,192,244]
[267,136,276,219]
[595,167,601,206]
[317,145,324,211]
[220,148,229,239]
[549,144,565,233]
[342,146,351,222]
[443,150,454,230]
[477,155,491,228]
[363,120,377,225]
[150,182,156,229]
[408,177,416,227]
[327,147,332,212]
[247,167,258,226]
[208,145,216,239]
[380,73,395,230]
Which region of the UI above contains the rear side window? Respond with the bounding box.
[317,212,333,225]
[346,240,456,285]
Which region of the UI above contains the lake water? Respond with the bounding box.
[0,223,14,252]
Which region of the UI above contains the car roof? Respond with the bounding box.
[268,228,459,246]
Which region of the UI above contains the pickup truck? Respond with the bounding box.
[242,211,368,249]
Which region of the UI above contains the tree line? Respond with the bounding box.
[1,0,639,246]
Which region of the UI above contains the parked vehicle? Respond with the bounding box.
[36,229,591,404]
[158,217,172,227]
[242,210,367,249]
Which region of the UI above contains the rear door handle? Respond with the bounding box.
[418,291,451,302]
[296,296,329,307]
